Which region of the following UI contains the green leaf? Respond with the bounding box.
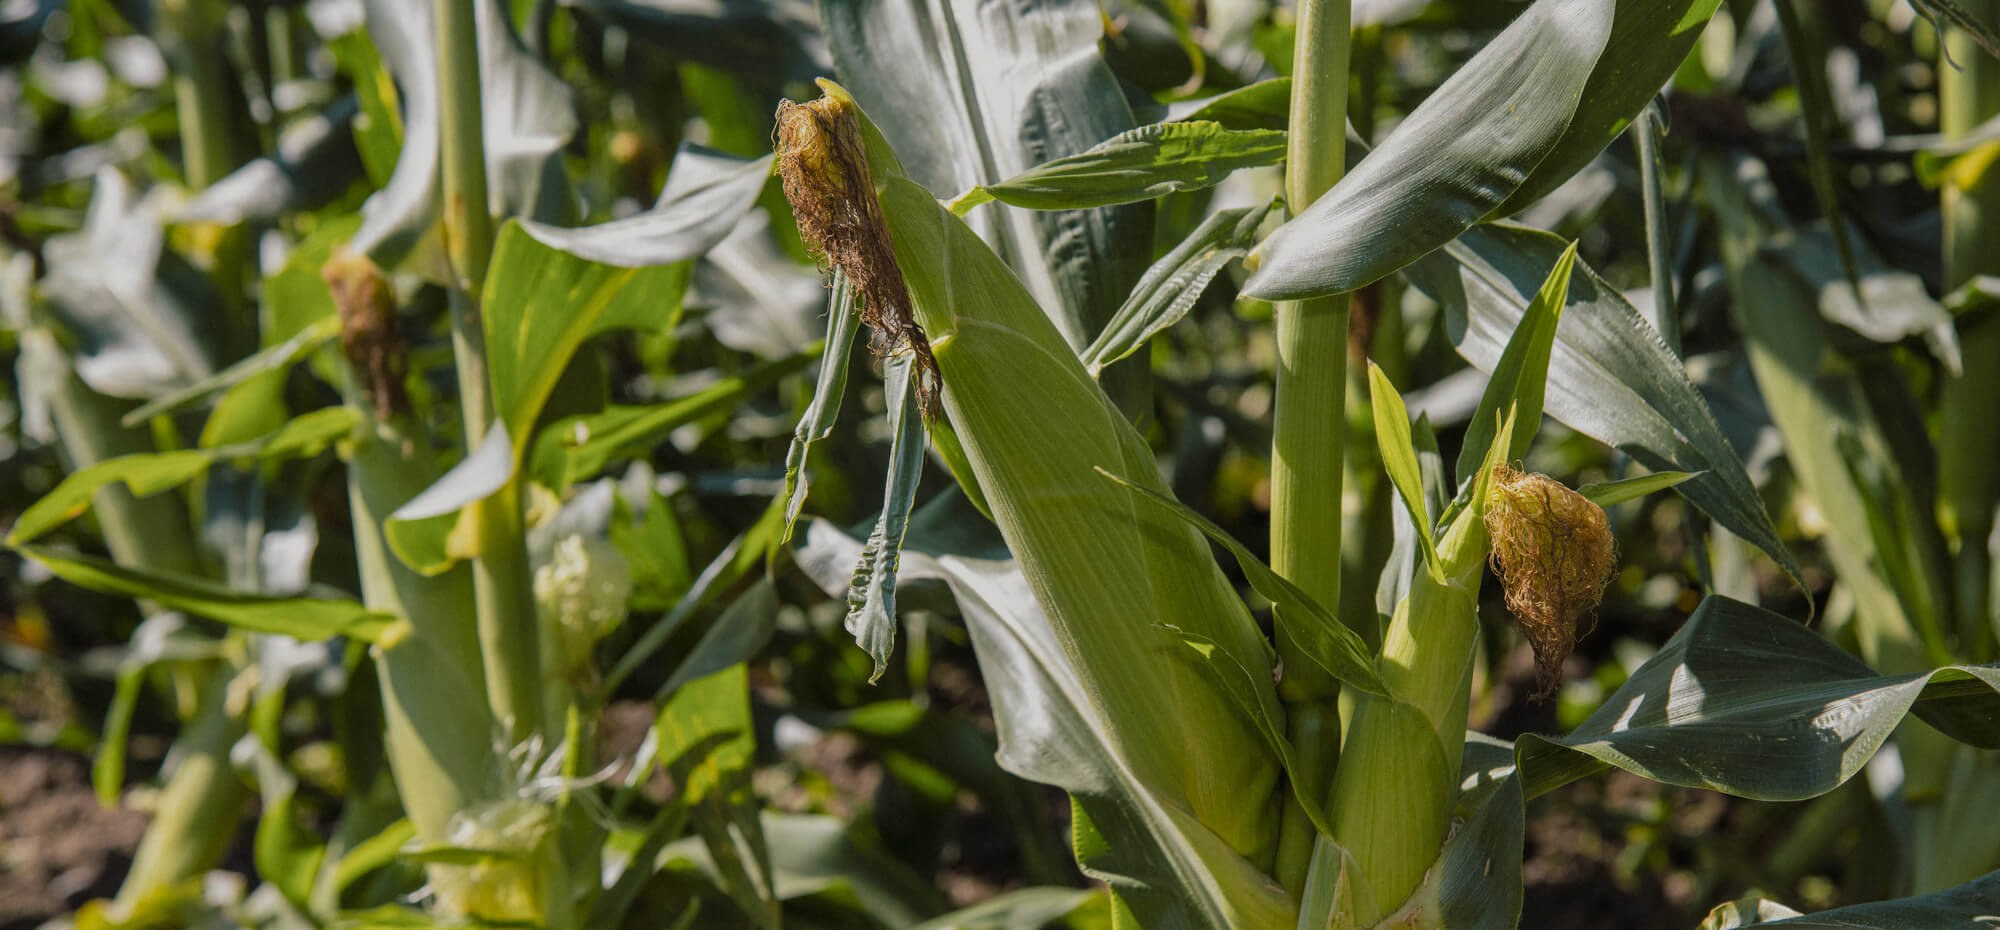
[1368,363,1448,586]
[333,819,417,894]
[1911,0,2000,64]
[121,317,341,427]
[949,122,1287,213]
[908,888,1101,930]
[1081,199,1277,375]
[348,0,577,269]
[1513,596,2000,801]
[92,665,144,805]
[1455,240,1577,485]
[791,519,1298,929]
[846,355,926,684]
[9,450,213,546]
[482,221,692,462]
[1091,468,1385,698]
[516,148,775,267]
[781,272,863,543]
[1245,0,1721,300]
[1577,470,1700,508]
[657,662,778,929]
[1405,220,1805,601]
[15,545,394,641]
[1697,870,2000,927]
[1162,78,1292,130]
[9,408,360,546]
[542,347,820,489]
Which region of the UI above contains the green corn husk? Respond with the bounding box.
[1325,508,1489,923]
[779,82,1284,867]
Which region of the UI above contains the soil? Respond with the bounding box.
[0,745,148,929]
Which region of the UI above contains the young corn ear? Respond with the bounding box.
[776,82,1284,870]
[1483,464,1618,695]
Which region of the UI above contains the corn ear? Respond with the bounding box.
[779,80,1283,865]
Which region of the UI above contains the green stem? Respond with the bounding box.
[434,0,544,744]
[111,676,246,913]
[1940,0,2000,663]
[349,418,497,841]
[1270,0,1352,901]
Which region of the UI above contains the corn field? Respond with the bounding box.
[2,0,2000,927]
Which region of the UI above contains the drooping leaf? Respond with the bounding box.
[517,148,775,267]
[9,408,360,546]
[948,122,1286,213]
[15,545,394,642]
[1696,870,2000,927]
[1243,0,1612,299]
[1404,220,1804,600]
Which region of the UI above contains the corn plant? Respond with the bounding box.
[5,0,2000,928]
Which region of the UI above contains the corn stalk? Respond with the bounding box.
[1271,0,1354,898]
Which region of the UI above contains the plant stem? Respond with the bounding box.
[435,0,544,744]
[1940,0,2000,664]
[1270,0,1352,900]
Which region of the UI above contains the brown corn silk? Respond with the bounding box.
[323,250,409,419]
[1483,464,1617,695]
[774,97,939,408]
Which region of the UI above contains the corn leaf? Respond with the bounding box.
[948,122,1287,213]
[1454,241,1577,486]
[1406,220,1805,602]
[121,317,341,426]
[481,221,692,457]
[792,519,1299,929]
[1081,199,1277,376]
[349,0,576,269]
[9,407,360,546]
[1695,871,2000,927]
[1368,363,1448,585]
[1244,0,1720,300]
[1398,595,2000,926]
[539,346,821,489]
[15,545,395,642]
[1095,468,1385,697]
[1578,471,1700,508]
[516,147,775,268]
[1513,597,2000,801]
[657,661,778,930]
[845,355,926,683]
